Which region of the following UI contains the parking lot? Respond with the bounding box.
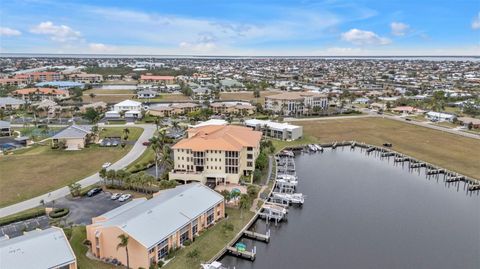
[53,190,128,225]
[0,215,50,238]
[0,190,130,238]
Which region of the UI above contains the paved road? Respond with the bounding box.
[0,124,156,218]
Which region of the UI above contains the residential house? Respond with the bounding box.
[0,97,24,110]
[169,125,262,185]
[51,125,97,150]
[245,119,303,140]
[0,120,12,136]
[457,117,480,129]
[137,89,157,99]
[391,106,426,115]
[425,111,456,122]
[0,227,77,269]
[113,100,142,112]
[86,183,224,269]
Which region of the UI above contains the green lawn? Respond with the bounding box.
[70,226,116,269]
[100,127,143,141]
[0,127,144,207]
[164,208,255,269]
[125,146,154,172]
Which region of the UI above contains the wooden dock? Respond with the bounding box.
[226,246,256,261]
[243,230,271,243]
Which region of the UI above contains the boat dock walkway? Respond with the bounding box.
[243,230,271,243]
[226,246,257,261]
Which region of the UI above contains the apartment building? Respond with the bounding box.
[140,75,176,84]
[210,102,256,115]
[29,72,62,82]
[86,183,224,269]
[0,75,32,87]
[149,103,200,117]
[67,72,103,84]
[11,87,70,101]
[244,119,303,140]
[0,227,77,269]
[169,125,262,185]
[265,92,328,116]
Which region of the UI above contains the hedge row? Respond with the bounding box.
[0,208,46,226]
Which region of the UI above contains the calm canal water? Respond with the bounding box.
[220,148,480,269]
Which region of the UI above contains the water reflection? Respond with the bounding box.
[220,148,480,269]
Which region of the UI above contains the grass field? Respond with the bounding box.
[165,208,255,269]
[82,94,136,104]
[70,226,116,269]
[84,89,136,94]
[289,117,480,179]
[220,90,281,105]
[0,127,143,207]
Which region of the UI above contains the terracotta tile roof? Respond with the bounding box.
[140,75,175,80]
[173,125,261,151]
[12,88,68,95]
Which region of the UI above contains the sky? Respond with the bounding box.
[0,0,479,56]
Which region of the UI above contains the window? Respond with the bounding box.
[247,161,253,167]
[247,154,253,159]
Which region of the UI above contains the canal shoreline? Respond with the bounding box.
[212,140,479,268]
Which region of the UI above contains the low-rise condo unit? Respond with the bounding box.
[86,183,224,269]
[169,125,262,185]
[244,119,303,140]
[0,227,77,269]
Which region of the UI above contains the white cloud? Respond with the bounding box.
[472,13,480,30]
[88,43,116,53]
[0,27,21,36]
[390,22,409,36]
[30,21,81,42]
[341,28,391,45]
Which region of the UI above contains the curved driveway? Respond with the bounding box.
[0,124,156,218]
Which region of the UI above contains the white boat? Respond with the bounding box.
[308,144,317,152]
[276,178,298,187]
[277,174,298,182]
[201,261,228,269]
[272,192,305,205]
[314,144,324,152]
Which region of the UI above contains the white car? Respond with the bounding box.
[102,162,112,169]
[118,194,132,202]
[110,193,122,200]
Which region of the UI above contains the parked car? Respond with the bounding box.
[383,143,393,147]
[87,187,102,197]
[142,141,151,146]
[102,162,112,169]
[118,194,132,202]
[110,193,122,200]
[405,118,412,121]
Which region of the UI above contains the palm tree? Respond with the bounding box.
[150,131,168,179]
[123,128,130,140]
[117,234,130,269]
[159,146,173,179]
[172,120,180,131]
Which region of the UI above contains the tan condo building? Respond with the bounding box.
[86,183,224,269]
[169,125,262,185]
[265,91,328,116]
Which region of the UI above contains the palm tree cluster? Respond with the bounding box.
[99,169,158,194]
[149,130,173,180]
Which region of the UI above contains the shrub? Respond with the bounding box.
[157,260,164,268]
[182,239,192,246]
[49,208,70,218]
